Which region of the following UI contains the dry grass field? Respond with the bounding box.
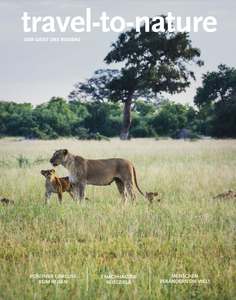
[0,137,236,299]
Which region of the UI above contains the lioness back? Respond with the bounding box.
[85,158,134,185]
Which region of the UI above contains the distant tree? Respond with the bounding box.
[194,64,236,107]
[68,69,119,102]
[132,100,156,116]
[150,101,188,137]
[69,69,162,105]
[141,94,168,110]
[194,64,236,138]
[0,116,6,135]
[210,97,236,138]
[104,16,204,139]
[197,103,215,121]
[34,97,77,136]
[68,100,90,119]
[0,101,36,136]
[80,102,124,137]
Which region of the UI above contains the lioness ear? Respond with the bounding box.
[63,149,68,156]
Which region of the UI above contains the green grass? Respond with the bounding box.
[0,137,236,299]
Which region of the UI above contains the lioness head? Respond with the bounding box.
[50,149,68,167]
[41,169,56,178]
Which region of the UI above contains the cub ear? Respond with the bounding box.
[63,149,68,156]
[51,169,56,174]
[154,192,158,196]
[41,170,45,175]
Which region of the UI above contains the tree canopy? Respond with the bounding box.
[194,64,236,107]
[68,69,119,102]
[194,64,236,138]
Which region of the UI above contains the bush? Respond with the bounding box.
[189,137,199,142]
[15,154,48,168]
[78,132,110,141]
[30,126,59,140]
[130,125,157,138]
[33,155,48,164]
[75,127,90,137]
[15,154,31,168]
[155,136,171,140]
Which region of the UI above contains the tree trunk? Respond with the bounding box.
[120,90,134,140]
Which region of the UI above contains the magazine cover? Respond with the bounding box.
[0,1,235,299]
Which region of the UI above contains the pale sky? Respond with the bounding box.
[0,0,235,107]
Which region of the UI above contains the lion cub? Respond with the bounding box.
[41,169,75,205]
[145,191,163,204]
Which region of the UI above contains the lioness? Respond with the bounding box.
[41,168,75,205]
[50,149,144,205]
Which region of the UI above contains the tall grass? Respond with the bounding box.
[0,137,236,299]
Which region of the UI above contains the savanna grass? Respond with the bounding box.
[0,137,235,299]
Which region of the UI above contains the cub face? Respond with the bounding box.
[41,169,56,178]
[145,191,159,203]
[50,149,68,167]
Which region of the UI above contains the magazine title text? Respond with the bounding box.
[21,9,217,33]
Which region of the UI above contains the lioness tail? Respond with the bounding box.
[133,166,144,196]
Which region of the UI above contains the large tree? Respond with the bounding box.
[104,17,204,140]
